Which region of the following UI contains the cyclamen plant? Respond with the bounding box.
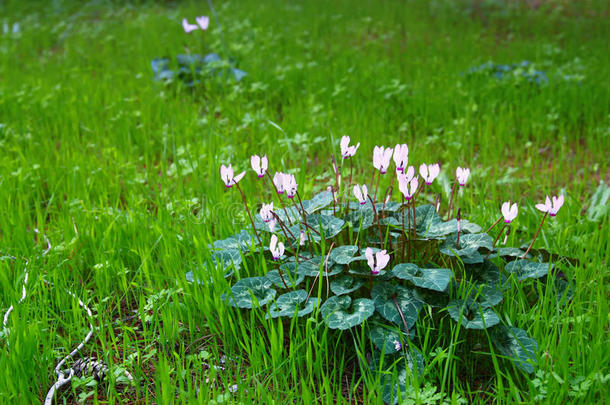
[210,139,567,404]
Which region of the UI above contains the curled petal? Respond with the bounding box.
[365,247,375,272]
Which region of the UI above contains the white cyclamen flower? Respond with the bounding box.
[365,247,390,275]
[340,135,360,158]
[456,167,470,186]
[501,201,518,223]
[419,163,440,185]
[353,184,368,205]
[270,234,285,260]
[220,164,245,188]
[251,155,268,178]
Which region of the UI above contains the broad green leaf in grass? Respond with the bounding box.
[345,207,374,230]
[222,277,276,309]
[468,260,508,289]
[329,245,359,264]
[320,295,375,330]
[505,260,552,281]
[368,324,406,354]
[301,190,334,214]
[447,299,500,329]
[460,281,503,308]
[266,290,319,318]
[554,278,574,307]
[439,233,494,264]
[290,214,345,240]
[391,263,453,292]
[266,267,305,289]
[414,205,482,239]
[490,325,538,374]
[281,260,343,277]
[371,283,421,331]
[330,275,365,295]
[212,230,257,252]
[211,249,242,275]
[496,247,530,258]
[370,347,425,405]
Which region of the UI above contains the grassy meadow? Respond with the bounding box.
[0,0,608,403]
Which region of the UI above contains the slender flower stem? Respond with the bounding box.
[300,221,321,236]
[271,211,297,240]
[276,263,290,289]
[296,191,308,218]
[456,208,461,249]
[393,295,410,335]
[374,171,382,201]
[348,158,354,196]
[370,168,377,195]
[235,183,263,249]
[367,195,384,248]
[265,171,291,225]
[522,212,548,259]
[330,186,337,216]
[446,180,458,219]
[486,216,503,234]
[485,224,510,260]
[331,154,341,210]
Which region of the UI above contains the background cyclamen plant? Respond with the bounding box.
[215,137,568,403]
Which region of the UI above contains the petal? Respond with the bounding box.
[278,242,285,257]
[510,203,518,219]
[261,155,268,171]
[405,166,414,181]
[365,247,375,271]
[419,163,428,179]
[233,171,246,184]
[376,250,390,270]
[353,185,362,201]
[270,234,277,251]
[250,155,260,172]
[362,184,368,199]
[501,201,510,218]
[535,203,548,212]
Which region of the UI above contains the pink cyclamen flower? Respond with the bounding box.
[340,135,360,158]
[456,167,470,186]
[419,163,440,185]
[251,155,268,178]
[260,202,274,222]
[220,164,245,188]
[501,201,518,223]
[273,172,286,194]
[393,144,409,172]
[353,184,368,205]
[365,247,390,275]
[284,174,298,198]
[403,166,415,182]
[182,18,199,33]
[398,173,418,200]
[299,231,306,246]
[373,146,393,174]
[270,234,285,261]
[535,194,564,217]
[195,16,210,30]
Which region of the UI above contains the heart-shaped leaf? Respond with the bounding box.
[447,299,500,329]
[391,263,453,292]
[329,245,359,264]
[345,207,374,230]
[223,277,276,309]
[266,267,305,289]
[281,259,343,277]
[370,347,425,405]
[212,230,257,252]
[320,295,375,330]
[371,283,422,331]
[266,290,319,318]
[330,275,365,295]
[301,190,334,214]
[439,233,494,264]
[491,325,538,374]
[368,324,406,354]
[505,260,552,281]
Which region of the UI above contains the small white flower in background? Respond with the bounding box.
[260,202,274,222]
[365,247,390,275]
[270,235,285,261]
[182,18,199,33]
[393,144,409,173]
[268,220,276,232]
[501,201,518,223]
[373,146,393,174]
[299,231,306,246]
[340,135,360,158]
[456,167,470,186]
[353,184,368,205]
[250,155,268,178]
[419,163,440,185]
[398,174,418,200]
[393,340,402,351]
[195,16,210,30]
[273,172,286,194]
[535,194,564,217]
[220,164,245,188]
[284,174,298,198]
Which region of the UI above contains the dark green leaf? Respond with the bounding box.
[212,230,257,252]
[368,324,405,354]
[266,290,319,318]
[320,295,375,330]
[491,325,538,374]
[329,245,359,264]
[266,267,305,289]
[440,233,494,264]
[301,190,334,214]
[371,283,421,331]
[222,277,276,309]
[370,347,425,405]
[447,299,500,329]
[345,207,374,229]
[391,263,453,292]
[281,259,343,277]
[505,260,552,281]
[330,275,365,295]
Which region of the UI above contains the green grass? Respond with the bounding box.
[0,0,608,403]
